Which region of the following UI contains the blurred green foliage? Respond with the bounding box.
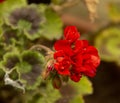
[95,27,120,66]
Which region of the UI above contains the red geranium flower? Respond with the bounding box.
[72,45,100,78]
[53,26,100,82]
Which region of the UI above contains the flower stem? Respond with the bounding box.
[30,44,54,54]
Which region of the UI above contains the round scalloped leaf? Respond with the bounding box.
[108,2,120,22]
[40,8,63,40]
[95,27,120,64]
[2,28,19,45]
[24,29,42,41]
[0,52,20,71]
[17,19,42,40]
[70,76,93,95]
[19,50,45,90]
[0,0,27,18]
[5,5,43,40]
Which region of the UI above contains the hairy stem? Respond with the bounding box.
[30,44,54,54]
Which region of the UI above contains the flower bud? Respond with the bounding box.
[52,75,62,89]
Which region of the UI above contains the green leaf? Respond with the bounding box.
[4,4,43,40]
[21,50,45,66]
[108,2,120,22]
[41,8,63,40]
[0,52,20,71]
[37,4,48,13]
[18,19,42,40]
[70,76,93,95]
[2,28,19,45]
[19,50,45,90]
[9,69,19,80]
[18,20,32,32]
[0,0,27,18]
[36,83,61,103]
[24,29,42,41]
[70,96,84,103]
[17,62,32,74]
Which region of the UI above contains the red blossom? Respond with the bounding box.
[53,26,100,82]
[64,26,80,43]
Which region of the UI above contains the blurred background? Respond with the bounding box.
[0,0,120,103]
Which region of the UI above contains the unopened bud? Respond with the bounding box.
[52,75,62,89]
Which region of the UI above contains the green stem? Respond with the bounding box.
[30,44,54,54]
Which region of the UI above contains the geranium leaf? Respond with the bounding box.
[36,83,61,103]
[70,76,93,95]
[0,0,27,18]
[0,52,20,71]
[41,8,63,40]
[70,95,84,103]
[18,50,45,90]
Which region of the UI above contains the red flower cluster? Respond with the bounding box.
[54,26,100,82]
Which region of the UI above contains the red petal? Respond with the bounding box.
[54,63,70,75]
[64,26,77,36]
[75,40,89,48]
[81,65,96,77]
[58,69,70,75]
[86,46,98,55]
[74,40,89,53]
[54,40,73,56]
[70,73,82,82]
[71,53,83,66]
[54,50,64,59]
[90,55,100,68]
[64,26,80,43]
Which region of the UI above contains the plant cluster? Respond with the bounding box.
[0,0,101,103]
